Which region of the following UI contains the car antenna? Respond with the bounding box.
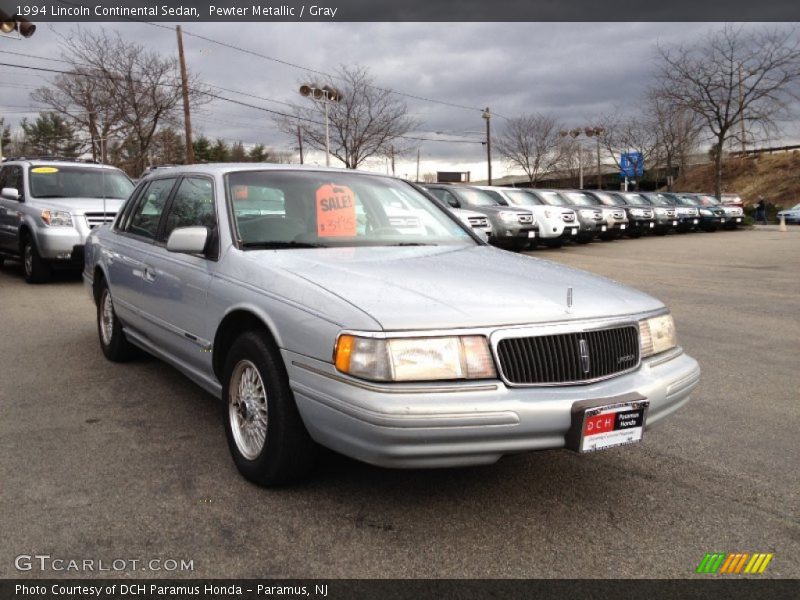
[100,137,107,225]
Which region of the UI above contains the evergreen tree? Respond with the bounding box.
[192,135,212,162]
[230,141,247,162]
[20,112,82,157]
[248,144,267,162]
[209,138,229,162]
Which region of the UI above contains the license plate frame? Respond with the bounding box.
[565,393,649,453]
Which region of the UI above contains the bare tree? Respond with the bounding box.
[32,27,206,173]
[597,111,661,189]
[554,137,594,189]
[495,114,563,185]
[657,24,800,196]
[277,65,417,169]
[645,90,703,190]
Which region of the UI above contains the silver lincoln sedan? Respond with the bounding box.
[84,164,700,486]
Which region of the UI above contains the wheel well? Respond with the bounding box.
[212,310,278,381]
[18,225,31,250]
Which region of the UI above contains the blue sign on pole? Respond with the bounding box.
[620,152,644,178]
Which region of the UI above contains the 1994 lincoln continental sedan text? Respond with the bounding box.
[84,164,701,486]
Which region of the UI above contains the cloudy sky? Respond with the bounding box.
[1,21,796,179]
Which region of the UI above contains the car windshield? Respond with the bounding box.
[29,166,134,199]
[675,196,700,206]
[696,195,720,206]
[502,189,543,206]
[453,187,501,207]
[563,191,598,206]
[621,193,647,205]
[480,189,509,205]
[648,194,673,206]
[226,170,475,248]
[592,192,625,206]
[536,191,568,206]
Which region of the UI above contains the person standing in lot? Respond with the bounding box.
[756,197,768,224]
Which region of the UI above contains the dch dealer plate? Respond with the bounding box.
[565,393,649,453]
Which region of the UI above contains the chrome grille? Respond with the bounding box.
[496,325,640,385]
[517,213,534,225]
[561,212,576,222]
[468,216,489,228]
[612,210,625,220]
[85,212,117,229]
[665,208,676,218]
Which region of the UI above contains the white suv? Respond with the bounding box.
[0,158,133,282]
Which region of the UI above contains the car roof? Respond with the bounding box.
[3,158,124,172]
[140,163,400,180]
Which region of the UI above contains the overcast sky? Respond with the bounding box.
[1,21,796,179]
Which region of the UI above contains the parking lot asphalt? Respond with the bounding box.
[1,228,798,579]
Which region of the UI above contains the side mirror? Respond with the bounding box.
[2,187,21,201]
[166,226,209,254]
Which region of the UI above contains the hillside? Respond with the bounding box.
[675,151,800,208]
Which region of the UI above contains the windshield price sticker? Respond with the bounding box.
[316,184,357,237]
[232,185,249,200]
[31,167,59,174]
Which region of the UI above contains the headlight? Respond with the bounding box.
[334,334,497,382]
[579,209,595,218]
[699,209,712,216]
[41,209,73,227]
[630,208,644,216]
[498,211,519,223]
[639,314,678,358]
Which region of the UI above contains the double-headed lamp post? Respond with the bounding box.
[559,126,605,190]
[299,83,342,167]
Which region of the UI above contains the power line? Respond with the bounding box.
[49,2,492,116]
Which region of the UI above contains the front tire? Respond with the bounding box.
[97,282,136,361]
[22,237,51,284]
[223,332,316,486]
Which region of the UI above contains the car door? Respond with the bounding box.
[133,175,217,372]
[106,176,179,339]
[0,165,24,253]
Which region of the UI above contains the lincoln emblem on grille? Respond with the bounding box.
[578,338,590,374]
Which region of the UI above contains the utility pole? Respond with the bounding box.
[176,25,195,165]
[390,145,395,176]
[297,125,304,165]
[483,107,492,185]
[415,148,420,183]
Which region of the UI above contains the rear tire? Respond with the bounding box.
[22,237,51,284]
[223,332,317,486]
[97,281,136,362]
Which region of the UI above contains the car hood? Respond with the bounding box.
[28,197,125,214]
[244,245,663,331]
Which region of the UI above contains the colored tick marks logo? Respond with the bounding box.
[696,552,774,574]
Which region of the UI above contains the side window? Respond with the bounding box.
[126,178,176,240]
[1,166,23,199]
[115,182,147,231]
[161,177,216,241]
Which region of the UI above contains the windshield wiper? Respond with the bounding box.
[241,241,327,249]
[388,242,438,246]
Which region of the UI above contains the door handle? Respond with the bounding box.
[144,266,157,282]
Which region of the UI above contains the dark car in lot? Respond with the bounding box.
[670,194,726,232]
[693,193,744,229]
[587,191,656,238]
[566,190,629,240]
[529,189,605,244]
[423,184,537,251]
[647,192,701,233]
[639,193,680,235]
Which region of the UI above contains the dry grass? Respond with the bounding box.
[675,151,800,208]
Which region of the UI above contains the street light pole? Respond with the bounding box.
[324,97,331,167]
[482,107,492,185]
[299,83,341,167]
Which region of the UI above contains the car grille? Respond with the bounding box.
[85,212,117,229]
[517,213,534,225]
[612,210,625,220]
[389,216,421,228]
[495,325,640,385]
[468,216,489,228]
[561,212,576,223]
[665,208,676,218]
[640,209,654,219]
[593,211,605,220]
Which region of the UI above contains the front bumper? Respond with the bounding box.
[36,226,87,261]
[285,348,700,468]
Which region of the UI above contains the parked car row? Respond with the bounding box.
[417,184,745,252]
